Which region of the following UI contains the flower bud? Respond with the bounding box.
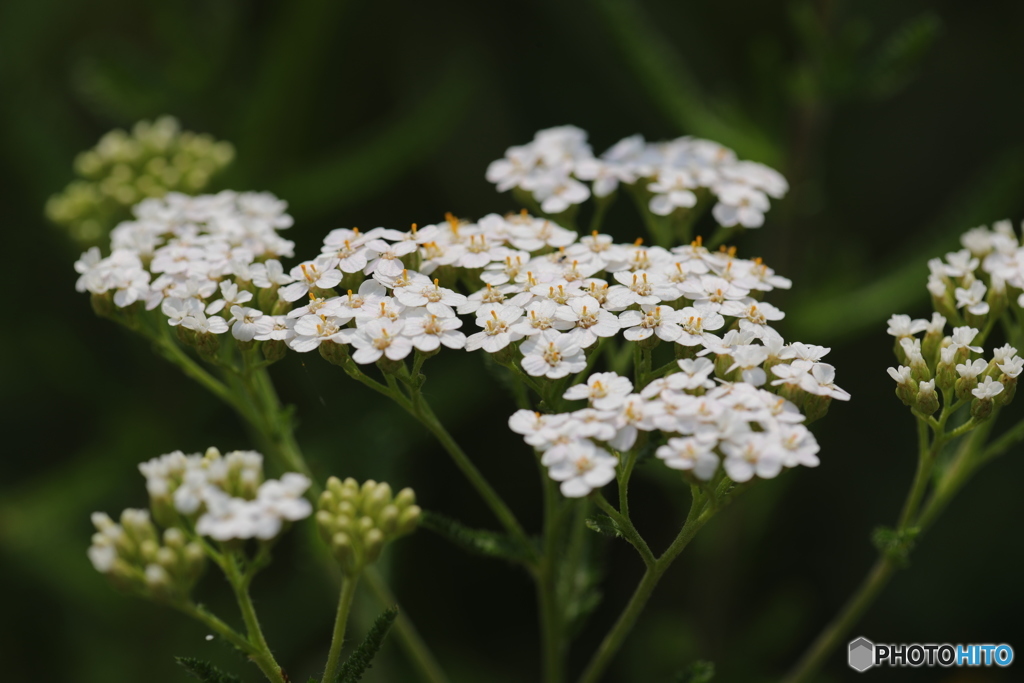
[317,477,420,576]
[971,397,994,421]
[915,380,939,415]
[997,376,1017,405]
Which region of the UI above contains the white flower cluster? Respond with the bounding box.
[509,362,828,498]
[73,188,849,404]
[139,447,312,541]
[937,219,1024,313]
[87,508,205,599]
[486,125,788,227]
[280,214,818,377]
[74,190,295,341]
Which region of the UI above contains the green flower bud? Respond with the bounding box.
[317,477,420,576]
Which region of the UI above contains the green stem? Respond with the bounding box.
[539,475,566,683]
[323,574,360,683]
[223,552,286,683]
[156,343,449,683]
[179,600,289,683]
[783,416,993,683]
[406,389,536,564]
[782,557,897,683]
[576,493,713,683]
[592,493,654,567]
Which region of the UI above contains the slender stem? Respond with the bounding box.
[405,386,536,563]
[223,551,287,683]
[897,419,938,528]
[155,343,449,683]
[784,412,993,683]
[592,493,655,568]
[783,557,898,683]
[179,601,255,656]
[538,475,566,683]
[576,494,714,683]
[323,575,360,683]
[979,414,1024,463]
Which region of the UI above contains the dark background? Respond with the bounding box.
[2,1,1023,681]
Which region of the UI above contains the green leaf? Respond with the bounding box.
[866,13,942,99]
[584,514,625,540]
[335,607,399,683]
[420,510,535,564]
[175,656,242,683]
[674,660,715,683]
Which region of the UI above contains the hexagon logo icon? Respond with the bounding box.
[848,637,875,672]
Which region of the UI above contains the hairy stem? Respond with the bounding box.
[322,575,360,683]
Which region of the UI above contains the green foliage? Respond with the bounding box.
[872,526,920,567]
[674,660,715,683]
[334,607,399,683]
[420,510,535,564]
[584,514,626,540]
[175,657,242,683]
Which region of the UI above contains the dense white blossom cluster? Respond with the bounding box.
[887,220,1024,415]
[138,447,312,541]
[76,193,826,379]
[510,345,841,498]
[486,125,788,228]
[75,128,848,501]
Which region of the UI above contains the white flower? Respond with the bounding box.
[395,279,468,316]
[956,358,987,379]
[555,295,622,348]
[618,304,682,342]
[563,372,634,410]
[520,329,587,379]
[711,183,770,228]
[800,363,851,401]
[998,355,1024,379]
[775,424,820,468]
[721,433,783,482]
[886,314,928,338]
[402,310,467,351]
[363,239,418,278]
[656,437,719,480]
[511,299,575,336]
[954,280,989,316]
[949,326,983,354]
[206,280,253,315]
[972,376,1004,399]
[279,257,342,302]
[347,319,413,364]
[606,271,676,308]
[525,173,591,214]
[289,314,347,352]
[229,306,268,342]
[676,306,726,347]
[465,304,525,353]
[546,441,617,498]
[648,170,697,215]
[727,345,770,386]
[182,311,229,335]
[886,366,914,385]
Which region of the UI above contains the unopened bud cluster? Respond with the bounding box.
[47,116,234,245]
[316,477,421,575]
[88,509,204,603]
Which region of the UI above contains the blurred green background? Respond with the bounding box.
[3,1,1024,681]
